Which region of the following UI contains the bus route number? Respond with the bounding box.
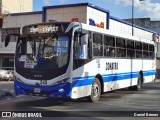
[40,80,47,85]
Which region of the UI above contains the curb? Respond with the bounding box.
[155,79,160,82]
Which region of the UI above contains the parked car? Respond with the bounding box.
[0,69,14,81]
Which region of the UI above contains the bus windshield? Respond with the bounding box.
[16,35,70,69]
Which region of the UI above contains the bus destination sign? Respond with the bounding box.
[30,26,59,33]
[22,23,68,35]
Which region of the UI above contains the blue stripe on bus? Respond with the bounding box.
[72,70,155,87]
[143,71,155,76]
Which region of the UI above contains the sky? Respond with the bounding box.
[33,0,160,21]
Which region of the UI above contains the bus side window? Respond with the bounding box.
[135,42,142,58]
[93,33,103,56]
[116,38,126,57]
[127,40,135,58]
[104,35,115,57]
[143,43,149,58]
[149,44,154,59]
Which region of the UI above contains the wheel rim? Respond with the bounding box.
[92,83,100,98]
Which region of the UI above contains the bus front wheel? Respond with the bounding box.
[88,78,101,103]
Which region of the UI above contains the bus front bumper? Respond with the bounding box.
[14,80,72,98]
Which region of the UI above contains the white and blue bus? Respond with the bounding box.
[5,22,156,102]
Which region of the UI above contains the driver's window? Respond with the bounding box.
[56,36,69,68]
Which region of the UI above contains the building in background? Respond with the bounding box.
[124,18,160,33]
[2,0,33,13]
[0,0,33,71]
[0,3,158,74]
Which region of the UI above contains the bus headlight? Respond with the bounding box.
[15,77,23,83]
[55,78,70,85]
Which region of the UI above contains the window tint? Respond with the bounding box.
[135,42,142,50]
[135,42,142,58]
[127,40,134,49]
[93,33,102,44]
[104,36,115,46]
[104,36,115,57]
[127,40,135,58]
[93,33,103,56]
[149,44,155,59]
[149,45,154,52]
[91,33,154,59]
[143,43,149,58]
[117,48,126,57]
[116,38,126,57]
[143,43,148,51]
[136,50,142,58]
[116,38,126,48]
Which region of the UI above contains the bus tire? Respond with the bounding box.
[88,78,101,103]
[129,73,143,91]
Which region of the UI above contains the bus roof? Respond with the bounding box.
[81,23,154,45]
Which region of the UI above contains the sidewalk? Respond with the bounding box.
[155,79,160,82]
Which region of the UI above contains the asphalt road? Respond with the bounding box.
[0,80,160,120]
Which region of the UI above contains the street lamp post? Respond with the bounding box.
[132,0,134,36]
[132,0,144,36]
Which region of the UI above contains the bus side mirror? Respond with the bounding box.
[5,34,19,47]
[5,35,11,47]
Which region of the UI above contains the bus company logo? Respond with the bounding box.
[2,112,11,117]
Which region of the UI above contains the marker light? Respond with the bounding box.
[59,89,64,92]
[71,18,78,22]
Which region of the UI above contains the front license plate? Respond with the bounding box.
[34,88,41,93]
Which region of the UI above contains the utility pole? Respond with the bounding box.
[132,0,144,36]
[132,0,134,36]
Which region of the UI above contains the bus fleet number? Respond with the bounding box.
[40,80,47,85]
